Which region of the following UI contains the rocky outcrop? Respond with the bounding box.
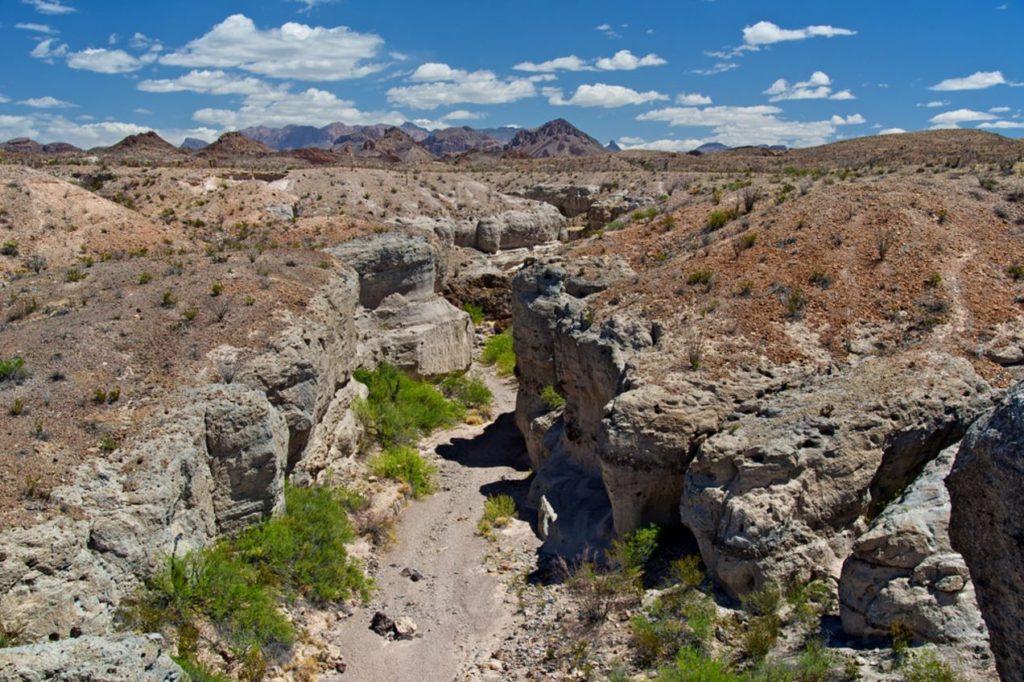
[839,446,988,646]
[0,384,289,642]
[521,184,600,218]
[470,206,566,254]
[0,633,183,681]
[948,383,1024,681]
[357,293,473,378]
[328,234,439,308]
[586,193,655,232]
[681,353,992,598]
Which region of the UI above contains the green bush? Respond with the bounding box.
[611,524,661,572]
[657,647,742,681]
[353,363,464,447]
[64,268,85,283]
[482,494,516,526]
[481,328,515,376]
[461,302,485,324]
[541,384,566,411]
[0,357,27,383]
[1,241,19,256]
[901,649,961,682]
[369,446,437,498]
[688,268,715,287]
[706,208,739,231]
[439,373,493,413]
[236,485,372,603]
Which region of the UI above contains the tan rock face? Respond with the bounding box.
[328,233,440,308]
[0,633,184,681]
[839,445,989,646]
[949,383,1024,682]
[474,205,566,254]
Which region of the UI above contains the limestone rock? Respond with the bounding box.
[839,445,989,646]
[328,233,439,308]
[520,184,600,218]
[586,193,655,231]
[0,633,183,681]
[681,353,992,598]
[948,382,1024,681]
[357,293,473,378]
[474,205,565,254]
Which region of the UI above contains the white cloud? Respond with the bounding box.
[990,106,1012,113]
[979,120,1024,129]
[22,0,75,15]
[440,110,484,121]
[133,108,153,115]
[918,100,950,108]
[637,104,844,147]
[596,23,620,38]
[513,56,590,73]
[193,87,406,129]
[831,113,866,125]
[19,96,75,109]
[595,49,666,70]
[677,92,712,105]
[388,63,537,109]
[618,137,708,152]
[129,33,162,52]
[291,0,337,12]
[764,71,855,101]
[16,22,58,35]
[693,62,740,76]
[0,95,9,104]
[930,70,1009,91]
[139,69,275,96]
[742,21,856,46]
[929,108,998,127]
[161,14,387,81]
[67,48,144,74]
[30,38,68,62]
[545,83,667,108]
[878,128,907,135]
[0,115,40,141]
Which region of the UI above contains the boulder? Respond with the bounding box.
[356,293,473,378]
[948,382,1024,681]
[521,184,600,218]
[839,445,989,646]
[0,633,183,682]
[328,233,439,308]
[474,205,565,254]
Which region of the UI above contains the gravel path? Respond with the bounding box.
[325,371,539,681]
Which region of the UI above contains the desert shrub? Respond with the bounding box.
[793,638,838,681]
[901,649,961,682]
[558,555,642,624]
[631,612,689,667]
[656,647,742,682]
[479,494,517,538]
[786,579,833,634]
[172,657,230,682]
[876,228,897,261]
[461,301,485,324]
[742,584,783,659]
[925,272,943,288]
[808,270,831,289]
[1006,263,1024,281]
[160,290,177,307]
[438,373,493,414]
[481,328,515,376]
[0,241,18,256]
[785,287,808,319]
[687,268,715,287]
[235,484,372,603]
[611,524,661,572]
[353,363,464,447]
[138,271,153,284]
[541,384,566,410]
[369,446,437,498]
[742,187,762,213]
[210,282,224,297]
[64,268,85,283]
[0,357,27,383]
[706,207,739,231]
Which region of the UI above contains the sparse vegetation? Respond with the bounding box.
[0,357,27,383]
[541,384,566,410]
[481,328,516,376]
[706,207,740,231]
[478,494,517,538]
[353,363,464,448]
[461,301,485,324]
[687,268,715,287]
[369,446,437,498]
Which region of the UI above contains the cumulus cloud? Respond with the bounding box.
[513,56,590,73]
[979,120,1024,129]
[0,115,40,141]
[544,83,667,108]
[193,87,406,129]
[830,113,866,125]
[989,106,1012,113]
[764,71,855,101]
[439,110,485,121]
[594,50,666,70]
[637,104,847,147]
[677,92,712,105]
[742,21,856,47]
[617,137,708,152]
[388,63,537,108]
[930,70,1011,91]
[67,48,147,74]
[16,22,58,35]
[19,96,75,109]
[22,0,75,15]
[929,108,998,127]
[30,38,68,62]
[139,69,276,96]
[161,14,387,81]
[878,128,907,135]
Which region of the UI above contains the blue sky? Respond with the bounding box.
[1,0,1021,149]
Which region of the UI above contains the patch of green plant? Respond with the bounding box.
[353,363,464,447]
[631,612,689,667]
[479,494,517,538]
[0,357,27,383]
[235,484,372,603]
[64,268,85,283]
[706,207,739,231]
[172,656,231,682]
[901,649,962,682]
[541,384,566,411]
[688,268,715,287]
[369,446,437,498]
[611,524,661,573]
[1007,263,1024,281]
[656,647,742,681]
[481,328,515,376]
[742,583,783,660]
[1,241,19,256]
[461,301,485,324]
[438,373,493,414]
[785,287,808,319]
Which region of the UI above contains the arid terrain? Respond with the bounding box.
[0,124,1023,682]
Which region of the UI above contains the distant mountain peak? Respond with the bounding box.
[505,119,607,158]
